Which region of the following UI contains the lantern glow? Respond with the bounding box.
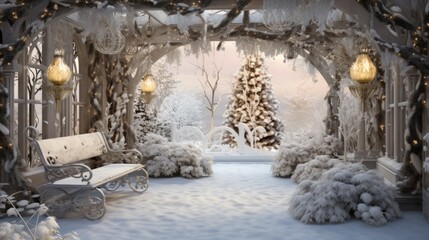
[140,73,157,94]
[349,49,377,84]
[46,49,72,85]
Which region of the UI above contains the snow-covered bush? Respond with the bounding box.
[0,189,40,218]
[289,163,401,225]
[271,135,340,177]
[137,133,213,178]
[0,190,79,239]
[291,155,344,183]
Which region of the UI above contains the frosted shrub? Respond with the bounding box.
[0,191,79,239]
[289,163,401,225]
[1,189,40,218]
[137,133,213,178]
[291,155,344,183]
[271,135,340,177]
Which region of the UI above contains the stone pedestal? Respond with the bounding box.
[353,150,380,169]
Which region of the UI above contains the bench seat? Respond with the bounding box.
[52,164,144,188]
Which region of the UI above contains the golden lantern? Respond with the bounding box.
[46,49,72,85]
[349,49,377,84]
[139,73,157,94]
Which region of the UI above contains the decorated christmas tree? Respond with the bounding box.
[223,55,284,150]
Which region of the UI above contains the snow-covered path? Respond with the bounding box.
[56,163,428,240]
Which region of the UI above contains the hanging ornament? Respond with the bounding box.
[94,15,125,55]
[140,73,157,94]
[139,72,157,104]
[262,0,290,32]
[46,49,72,85]
[350,48,377,84]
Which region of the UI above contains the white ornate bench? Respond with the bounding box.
[25,127,149,220]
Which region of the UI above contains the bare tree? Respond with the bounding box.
[192,52,224,131]
[337,79,360,161]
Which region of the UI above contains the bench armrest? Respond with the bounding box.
[103,149,143,164]
[45,164,93,183]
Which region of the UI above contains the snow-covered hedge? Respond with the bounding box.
[137,133,213,178]
[291,155,344,183]
[289,163,401,225]
[271,135,340,177]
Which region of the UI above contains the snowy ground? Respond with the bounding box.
[4,163,429,239]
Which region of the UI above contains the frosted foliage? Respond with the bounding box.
[223,55,284,150]
[164,48,182,66]
[272,135,340,177]
[0,198,79,240]
[291,155,344,183]
[136,134,213,179]
[183,39,211,58]
[261,0,333,32]
[289,163,401,225]
[133,99,170,143]
[338,79,360,154]
[149,61,179,109]
[157,92,203,128]
[282,87,325,135]
[171,13,200,35]
[235,38,286,60]
[105,92,129,150]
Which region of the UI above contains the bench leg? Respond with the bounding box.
[73,188,106,220]
[40,187,72,218]
[103,179,121,191]
[126,169,149,193]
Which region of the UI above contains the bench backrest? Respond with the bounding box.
[35,132,108,166]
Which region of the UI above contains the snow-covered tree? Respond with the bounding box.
[282,90,314,131]
[223,55,284,150]
[151,60,180,110]
[337,79,360,161]
[157,92,203,129]
[133,98,169,143]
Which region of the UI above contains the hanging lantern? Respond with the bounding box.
[94,16,125,55]
[349,49,377,84]
[46,49,72,85]
[140,73,157,94]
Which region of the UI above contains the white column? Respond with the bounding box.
[393,63,400,161]
[384,70,391,157]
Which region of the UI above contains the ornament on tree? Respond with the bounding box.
[223,55,284,150]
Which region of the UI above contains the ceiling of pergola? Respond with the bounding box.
[1,0,428,80]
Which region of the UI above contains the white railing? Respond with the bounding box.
[171,122,266,154]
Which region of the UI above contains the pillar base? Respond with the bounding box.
[352,151,381,169]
